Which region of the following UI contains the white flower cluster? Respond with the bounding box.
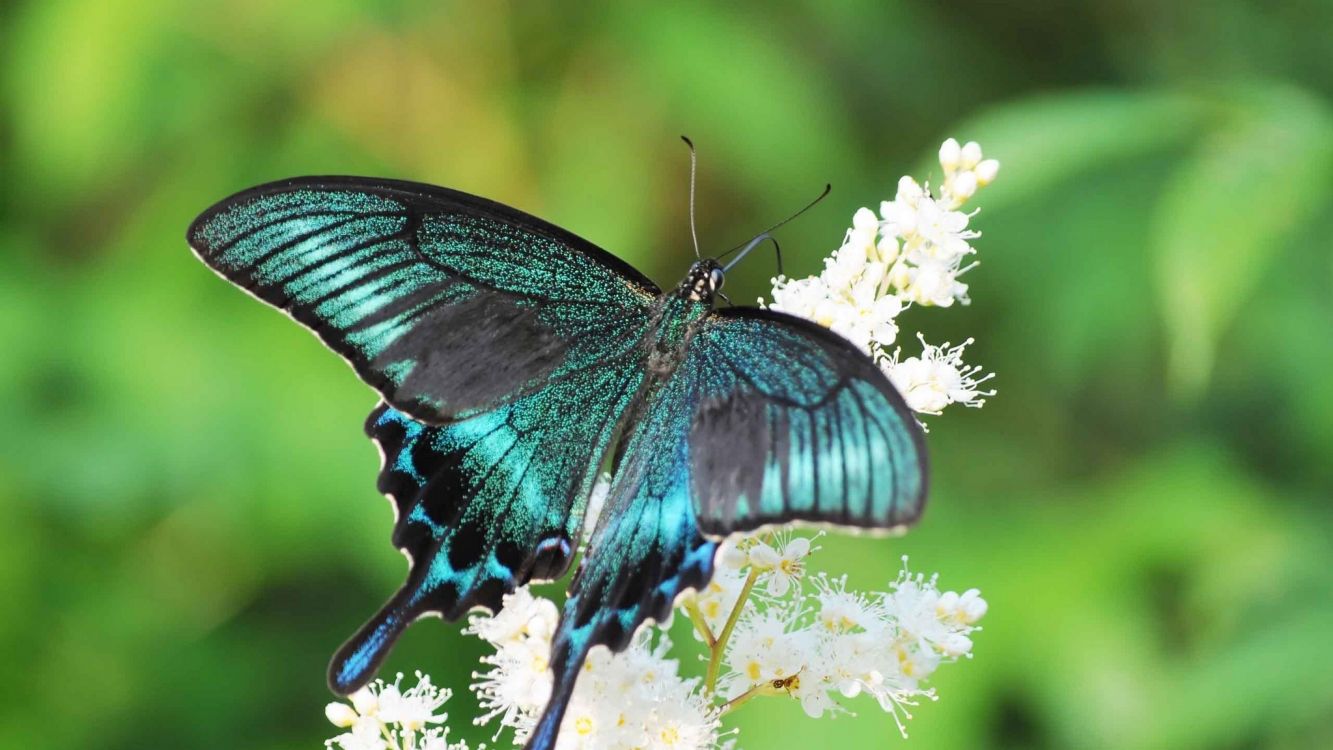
[322,541,985,749]
[766,138,998,416]
[884,335,995,416]
[689,535,987,737]
[325,672,474,750]
[468,587,726,750]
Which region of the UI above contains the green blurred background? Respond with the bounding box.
[3,2,1332,748]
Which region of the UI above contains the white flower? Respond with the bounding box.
[471,635,553,735]
[880,176,927,235]
[721,608,812,698]
[895,260,970,307]
[467,585,558,646]
[419,727,474,750]
[939,138,963,172]
[467,588,563,736]
[880,179,979,309]
[349,685,379,717]
[693,545,987,736]
[557,633,723,750]
[718,537,748,570]
[691,563,749,637]
[882,558,986,663]
[936,588,989,625]
[582,472,612,543]
[813,574,884,634]
[325,720,388,750]
[747,535,812,597]
[830,269,902,352]
[377,672,451,731]
[974,157,1000,186]
[325,701,360,728]
[766,274,830,323]
[882,335,996,415]
[645,690,721,750]
[325,672,469,750]
[899,197,974,266]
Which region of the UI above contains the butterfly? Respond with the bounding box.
[187,174,927,750]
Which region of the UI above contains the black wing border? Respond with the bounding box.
[185,175,662,298]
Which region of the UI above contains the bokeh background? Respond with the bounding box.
[3,2,1332,748]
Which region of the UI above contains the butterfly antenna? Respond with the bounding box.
[722,234,781,274]
[717,183,831,267]
[682,135,701,259]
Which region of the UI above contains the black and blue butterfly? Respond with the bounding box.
[187,171,927,750]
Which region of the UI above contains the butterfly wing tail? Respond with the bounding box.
[328,582,422,694]
[522,465,718,750]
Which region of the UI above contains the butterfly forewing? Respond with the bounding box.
[187,177,659,424]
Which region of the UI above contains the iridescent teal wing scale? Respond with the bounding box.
[187,176,659,424]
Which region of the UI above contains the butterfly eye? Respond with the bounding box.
[709,267,725,291]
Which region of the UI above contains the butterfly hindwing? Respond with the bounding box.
[685,308,928,534]
[332,343,646,694]
[528,374,718,750]
[187,177,658,424]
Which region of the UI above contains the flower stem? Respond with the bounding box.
[685,599,716,648]
[718,683,766,716]
[705,568,759,694]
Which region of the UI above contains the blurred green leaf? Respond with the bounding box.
[928,89,1208,211]
[1153,85,1333,398]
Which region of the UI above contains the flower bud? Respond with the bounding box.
[938,138,962,172]
[960,141,983,169]
[325,702,359,728]
[975,159,1000,186]
[852,206,878,232]
[349,686,378,716]
[896,175,924,203]
[950,172,978,202]
[939,633,974,657]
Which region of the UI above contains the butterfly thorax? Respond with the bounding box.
[643,260,722,374]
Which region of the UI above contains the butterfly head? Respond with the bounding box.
[680,258,725,303]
